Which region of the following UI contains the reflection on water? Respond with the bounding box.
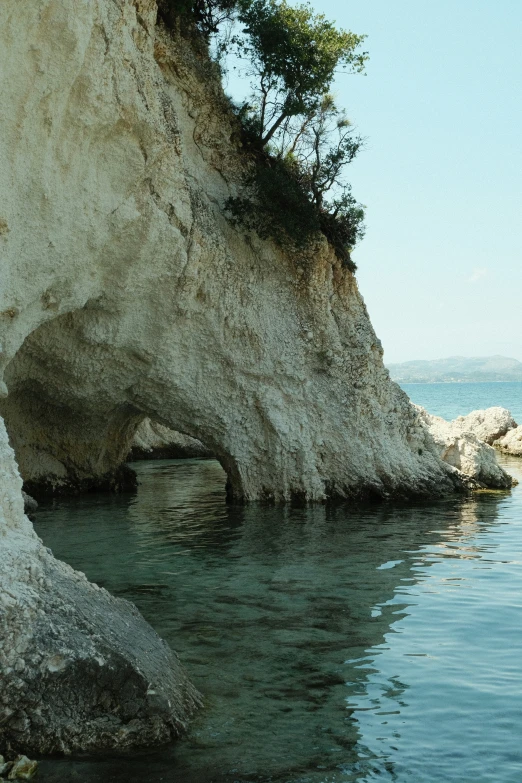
[34,456,522,783]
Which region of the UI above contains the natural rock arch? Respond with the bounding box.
[0,0,465,505]
[0,0,512,756]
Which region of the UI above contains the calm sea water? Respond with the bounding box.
[34,384,522,783]
[399,381,522,423]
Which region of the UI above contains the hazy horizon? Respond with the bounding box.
[387,353,522,365]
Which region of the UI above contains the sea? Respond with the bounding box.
[35,382,522,783]
[399,380,522,423]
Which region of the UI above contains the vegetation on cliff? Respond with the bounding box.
[158,0,368,270]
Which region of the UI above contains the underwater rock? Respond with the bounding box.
[6,755,37,780]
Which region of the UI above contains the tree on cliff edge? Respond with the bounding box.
[233,0,367,149]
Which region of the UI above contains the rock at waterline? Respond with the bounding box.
[0,754,38,780]
[494,424,522,457]
[21,492,38,514]
[414,405,514,489]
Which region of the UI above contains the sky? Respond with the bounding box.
[226,0,522,363]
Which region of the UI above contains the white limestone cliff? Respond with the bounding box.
[0,0,474,503]
[0,0,514,754]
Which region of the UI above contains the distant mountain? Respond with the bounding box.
[387,356,522,384]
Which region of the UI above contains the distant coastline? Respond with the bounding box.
[399,380,522,385]
[387,355,522,385]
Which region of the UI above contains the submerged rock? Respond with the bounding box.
[129,419,213,461]
[414,406,513,489]
[494,425,522,457]
[0,756,9,777]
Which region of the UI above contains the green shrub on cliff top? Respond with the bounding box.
[159,0,367,268]
[158,0,239,35]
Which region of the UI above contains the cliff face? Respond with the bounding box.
[0,0,511,753]
[0,0,463,502]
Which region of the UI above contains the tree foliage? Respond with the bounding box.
[158,0,238,36]
[159,0,368,267]
[233,0,367,147]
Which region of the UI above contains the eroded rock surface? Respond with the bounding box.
[129,419,212,460]
[0,0,514,755]
[414,406,513,489]
[0,0,479,503]
[494,426,522,457]
[0,421,201,755]
[450,407,517,445]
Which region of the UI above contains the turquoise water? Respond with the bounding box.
[400,381,522,423]
[34,384,522,782]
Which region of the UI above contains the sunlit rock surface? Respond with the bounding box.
[450,407,517,445]
[0,0,513,756]
[414,406,513,489]
[0,0,472,503]
[495,426,522,457]
[431,405,521,462]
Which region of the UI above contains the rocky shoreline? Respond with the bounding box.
[0,0,519,761]
[0,753,38,780]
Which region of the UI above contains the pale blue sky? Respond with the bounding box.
[226,1,522,363]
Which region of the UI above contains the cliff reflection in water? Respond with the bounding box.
[35,457,522,783]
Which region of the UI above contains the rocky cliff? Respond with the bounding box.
[0,0,512,753]
[0,0,472,503]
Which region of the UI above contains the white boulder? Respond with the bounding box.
[494,426,522,457]
[414,406,513,489]
[450,407,517,445]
